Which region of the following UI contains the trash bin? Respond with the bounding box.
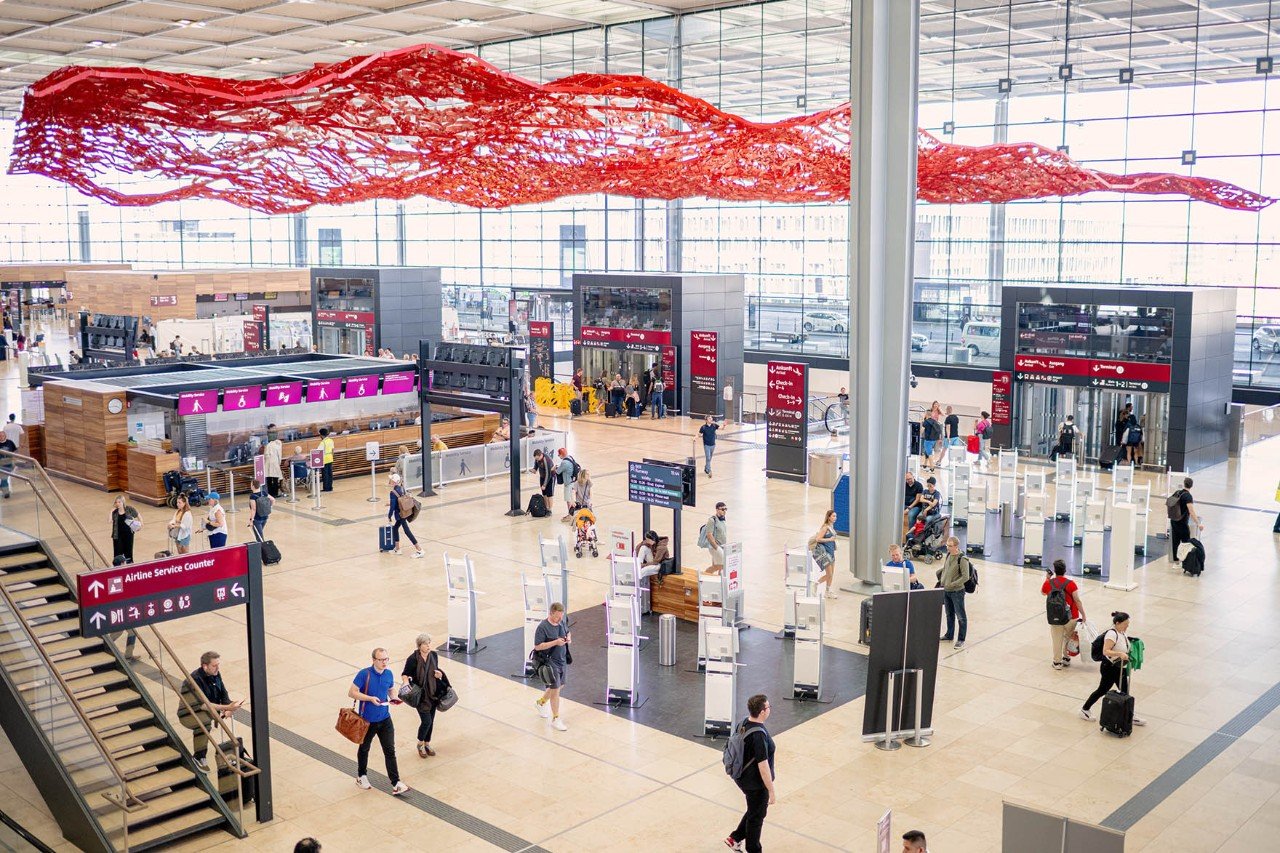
[659,613,677,666]
[1001,501,1014,537]
[809,451,841,488]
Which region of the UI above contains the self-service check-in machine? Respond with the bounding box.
[937,463,953,508]
[1131,484,1151,556]
[1082,500,1106,574]
[698,571,726,671]
[966,479,989,555]
[444,553,483,654]
[538,533,570,610]
[520,571,553,677]
[881,561,908,591]
[951,463,971,527]
[782,548,817,637]
[1023,489,1049,566]
[605,594,645,707]
[610,554,643,605]
[792,594,824,700]
[1054,456,1076,521]
[997,448,1018,508]
[703,623,738,737]
[1071,478,1095,546]
[1106,502,1138,592]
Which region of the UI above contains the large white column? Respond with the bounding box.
[848,0,920,585]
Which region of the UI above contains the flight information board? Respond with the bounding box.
[627,461,684,509]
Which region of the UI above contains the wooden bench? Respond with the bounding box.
[649,569,703,623]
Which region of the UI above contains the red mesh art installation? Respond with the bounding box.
[8,44,1273,214]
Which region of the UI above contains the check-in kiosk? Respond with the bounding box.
[936,463,953,508]
[722,541,745,629]
[966,480,989,555]
[610,554,643,606]
[520,572,554,677]
[539,534,570,610]
[1054,456,1076,521]
[1023,490,1049,566]
[1025,471,1045,496]
[881,561,908,592]
[1131,484,1151,555]
[906,454,920,479]
[782,548,817,637]
[1071,478,1095,546]
[792,594,824,700]
[444,553,483,654]
[605,594,645,707]
[703,624,738,737]
[997,448,1018,508]
[952,463,971,527]
[1082,500,1106,574]
[1106,503,1138,592]
[698,572,726,671]
[1114,463,1135,498]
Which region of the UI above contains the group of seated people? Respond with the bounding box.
[902,469,943,534]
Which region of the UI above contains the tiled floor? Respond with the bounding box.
[2,320,1280,851]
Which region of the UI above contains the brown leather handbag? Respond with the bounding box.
[336,671,372,744]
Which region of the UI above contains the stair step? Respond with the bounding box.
[21,669,128,696]
[56,651,117,676]
[71,746,180,787]
[0,567,57,586]
[18,600,79,619]
[90,706,155,734]
[103,725,168,754]
[44,635,102,656]
[47,706,155,744]
[9,584,69,603]
[78,687,143,714]
[0,551,48,571]
[125,766,199,800]
[4,637,104,671]
[107,805,226,850]
[28,617,78,639]
[124,785,212,826]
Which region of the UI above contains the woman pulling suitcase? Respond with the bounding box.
[1080,611,1146,732]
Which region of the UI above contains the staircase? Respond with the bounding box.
[0,452,251,852]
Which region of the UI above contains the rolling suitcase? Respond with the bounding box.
[1181,538,1205,576]
[1098,445,1121,471]
[967,434,981,455]
[859,597,873,645]
[215,737,257,804]
[252,526,281,565]
[1099,688,1134,737]
[570,398,582,416]
[379,525,395,552]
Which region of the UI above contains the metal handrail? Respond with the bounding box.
[0,582,142,814]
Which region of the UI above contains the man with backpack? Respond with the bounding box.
[1051,415,1077,461]
[722,693,775,853]
[556,448,581,521]
[1042,558,1086,669]
[1167,477,1203,566]
[936,537,972,650]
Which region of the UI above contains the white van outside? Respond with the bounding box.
[960,321,1001,358]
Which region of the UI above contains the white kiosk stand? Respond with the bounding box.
[997,448,1018,509]
[1054,456,1076,521]
[781,548,818,637]
[697,572,725,671]
[906,454,920,479]
[965,481,989,555]
[722,542,746,629]
[791,594,826,701]
[603,594,645,707]
[1071,478,1095,546]
[952,463,971,527]
[881,561,908,592]
[702,624,738,738]
[1082,500,1106,575]
[1023,490,1048,566]
[1106,502,1139,591]
[444,553,484,654]
[519,572,552,677]
[1108,463,1134,531]
[1131,484,1151,555]
[538,534,570,610]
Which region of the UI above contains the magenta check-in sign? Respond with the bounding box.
[265,381,303,407]
[222,385,262,410]
[306,378,341,403]
[380,371,416,395]
[178,390,219,416]
[344,375,377,398]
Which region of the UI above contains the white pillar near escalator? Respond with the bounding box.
[847,0,921,587]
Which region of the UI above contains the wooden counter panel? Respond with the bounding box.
[649,571,701,623]
[41,382,127,490]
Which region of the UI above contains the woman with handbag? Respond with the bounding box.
[400,633,443,758]
[204,492,228,549]
[809,509,838,600]
[110,495,141,564]
[167,493,193,555]
[387,473,424,558]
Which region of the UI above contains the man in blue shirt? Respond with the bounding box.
[699,415,723,477]
[348,648,409,795]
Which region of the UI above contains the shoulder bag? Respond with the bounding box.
[336,670,372,744]
[435,670,459,712]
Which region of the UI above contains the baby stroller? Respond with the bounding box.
[904,513,950,563]
[162,470,207,509]
[572,507,599,558]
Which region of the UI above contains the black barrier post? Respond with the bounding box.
[418,339,436,498]
[244,542,273,822]
[507,364,525,516]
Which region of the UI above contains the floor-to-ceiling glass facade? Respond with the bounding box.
[2,0,1280,385]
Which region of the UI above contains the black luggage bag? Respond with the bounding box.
[1181,537,1205,576]
[1098,445,1122,471]
[570,398,582,416]
[1099,689,1134,737]
[859,597,873,645]
[215,737,257,804]
[527,493,550,517]
[252,526,281,565]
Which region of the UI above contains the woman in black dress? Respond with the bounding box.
[110,495,141,564]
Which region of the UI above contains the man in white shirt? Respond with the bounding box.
[4,414,24,449]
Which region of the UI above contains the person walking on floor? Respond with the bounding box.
[264,426,284,498]
[248,480,274,542]
[532,448,556,509]
[4,413,24,451]
[178,651,244,772]
[700,501,728,574]
[110,496,141,564]
[1080,611,1146,726]
[316,428,335,492]
[723,693,776,853]
[401,633,443,758]
[936,536,970,650]
[168,493,193,554]
[1168,476,1203,565]
[204,492,228,548]
[810,509,838,599]
[974,410,993,467]
[700,414,723,477]
[1042,558,1086,670]
[533,602,572,731]
[386,473,424,558]
[348,648,411,794]
[556,448,579,521]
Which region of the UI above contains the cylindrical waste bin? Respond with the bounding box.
[659,613,677,666]
[1001,502,1014,537]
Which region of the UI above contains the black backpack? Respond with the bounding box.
[963,559,978,594]
[1045,577,1070,625]
[1060,423,1076,441]
[565,455,581,480]
[527,493,550,517]
[1166,490,1186,521]
[1126,426,1143,446]
[1091,631,1109,662]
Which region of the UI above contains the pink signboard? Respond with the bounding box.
[177,390,219,416]
[380,371,416,395]
[264,381,302,407]
[344,375,377,399]
[221,385,262,411]
[305,378,341,403]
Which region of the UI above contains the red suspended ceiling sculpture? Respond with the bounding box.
[7,44,1273,214]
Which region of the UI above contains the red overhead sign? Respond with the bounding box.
[991,370,1012,425]
[579,325,672,346]
[1014,355,1171,391]
[765,361,807,448]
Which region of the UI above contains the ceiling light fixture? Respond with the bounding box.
[344,39,358,46]
[88,40,104,47]
[457,18,475,25]
[249,57,262,63]
[177,19,192,26]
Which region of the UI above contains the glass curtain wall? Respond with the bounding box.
[2,1,1280,385]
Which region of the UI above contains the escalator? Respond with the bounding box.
[0,454,253,852]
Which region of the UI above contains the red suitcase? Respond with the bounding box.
[966,435,981,455]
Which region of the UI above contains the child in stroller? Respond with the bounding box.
[162,470,206,509]
[573,507,599,558]
[904,512,951,563]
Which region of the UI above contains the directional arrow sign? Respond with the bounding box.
[89,612,106,629]
[231,583,245,599]
[87,579,105,599]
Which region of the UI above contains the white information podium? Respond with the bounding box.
[1106,503,1139,591]
[520,572,553,677]
[1082,501,1106,574]
[966,481,989,555]
[1131,484,1151,555]
[697,572,725,671]
[1054,456,1076,520]
[538,534,570,610]
[952,463,971,526]
[723,542,745,629]
[703,624,738,737]
[781,548,818,637]
[1023,490,1048,566]
[1071,478,1095,546]
[604,594,645,707]
[791,594,825,701]
[444,553,483,654]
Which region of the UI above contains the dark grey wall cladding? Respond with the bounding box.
[310,266,441,360]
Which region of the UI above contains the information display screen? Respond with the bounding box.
[627,461,684,509]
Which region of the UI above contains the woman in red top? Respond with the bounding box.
[1041,558,1086,670]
